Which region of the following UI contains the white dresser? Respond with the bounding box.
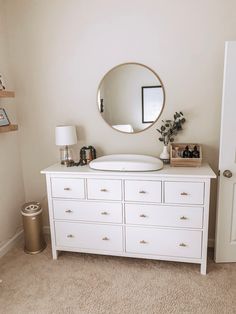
[42,163,216,274]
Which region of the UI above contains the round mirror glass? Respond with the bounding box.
[97,63,165,133]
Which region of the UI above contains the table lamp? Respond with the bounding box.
[55,125,77,165]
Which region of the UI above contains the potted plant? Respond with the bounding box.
[156,111,186,163]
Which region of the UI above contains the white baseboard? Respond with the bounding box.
[208,238,215,248]
[0,230,23,258]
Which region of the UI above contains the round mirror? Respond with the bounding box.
[97,63,165,133]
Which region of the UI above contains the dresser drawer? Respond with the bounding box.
[125,204,203,228]
[55,222,123,252]
[87,179,122,201]
[125,180,161,203]
[51,178,85,199]
[164,181,204,205]
[126,227,202,259]
[53,200,122,223]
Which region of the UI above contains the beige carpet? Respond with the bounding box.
[0,239,236,314]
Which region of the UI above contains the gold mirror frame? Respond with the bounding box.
[97,62,166,134]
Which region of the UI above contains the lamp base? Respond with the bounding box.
[60,146,74,165]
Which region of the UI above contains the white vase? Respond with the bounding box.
[160,145,170,164]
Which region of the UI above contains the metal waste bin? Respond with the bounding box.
[21,202,46,254]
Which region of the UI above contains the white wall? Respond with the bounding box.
[0,0,25,249]
[3,0,236,238]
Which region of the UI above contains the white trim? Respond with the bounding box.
[0,230,23,258]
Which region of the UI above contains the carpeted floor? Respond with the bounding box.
[0,239,236,314]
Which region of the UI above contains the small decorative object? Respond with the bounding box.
[78,146,96,166]
[55,125,78,166]
[183,145,192,158]
[0,108,10,126]
[0,75,5,90]
[170,143,202,167]
[156,111,186,164]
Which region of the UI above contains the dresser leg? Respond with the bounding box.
[200,261,207,275]
[52,249,58,260]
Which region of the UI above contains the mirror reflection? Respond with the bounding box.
[97,63,165,133]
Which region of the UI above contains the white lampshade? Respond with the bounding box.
[55,125,77,146]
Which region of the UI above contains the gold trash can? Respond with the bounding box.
[21,202,46,254]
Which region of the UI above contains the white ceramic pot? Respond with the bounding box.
[160,145,170,164]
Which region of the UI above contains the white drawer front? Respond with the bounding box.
[125,180,161,203]
[87,179,122,201]
[164,181,204,205]
[55,222,123,252]
[51,178,85,199]
[53,200,122,223]
[125,204,203,228]
[126,227,202,258]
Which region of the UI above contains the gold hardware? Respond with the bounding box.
[65,209,73,213]
[140,240,148,244]
[223,170,233,178]
[180,216,187,220]
[64,187,71,191]
[100,188,108,192]
[102,237,109,241]
[140,214,147,218]
[180,192,188,196]
[101,211,109,215]
[67,234,74,238]
[139,190,146,194]
[179,243,187,247]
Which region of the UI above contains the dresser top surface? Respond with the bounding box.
[41,163,216,179]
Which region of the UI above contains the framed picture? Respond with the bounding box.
[142,85,163,123]
[0,108,10,126]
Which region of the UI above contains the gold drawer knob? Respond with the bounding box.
[101,211,109,215]
[67,234,74,238]
[102,237,109,241]
[180,216,188,220]
[139,190,146,194]
[140,214,147,218]
[180,192,188,196]
[100,188,108,192]
[179,243,187,247]
[140,240,148,244]
[65,209,73,213]
[64,187,71,191]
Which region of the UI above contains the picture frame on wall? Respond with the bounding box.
[141,85,163,123]
[0,108,10,126]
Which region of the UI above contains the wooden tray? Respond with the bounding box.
[170,143,202,167]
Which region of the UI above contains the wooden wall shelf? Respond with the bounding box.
[0,124,18,133]
[0,90,15,98]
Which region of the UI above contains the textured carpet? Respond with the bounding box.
[0,239,236,314]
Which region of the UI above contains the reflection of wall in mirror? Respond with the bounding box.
[99,64,162,132]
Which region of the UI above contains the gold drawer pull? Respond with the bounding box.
[65,209,73,213]
[67,234,74,238]
[139,190,146,194]
[140,240,148,244]
[179,243,187,247]
[100,188,108,192]
[140,214,147,218]
[180,216,188,220]
[64,187,71,191]
[180,192,188,196]
[102,237,109,241]
[101,211,109,215]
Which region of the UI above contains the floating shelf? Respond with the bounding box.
[0,124,18,133]
[0,90,15,98]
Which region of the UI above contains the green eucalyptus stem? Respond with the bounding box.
[156,111,186,145]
